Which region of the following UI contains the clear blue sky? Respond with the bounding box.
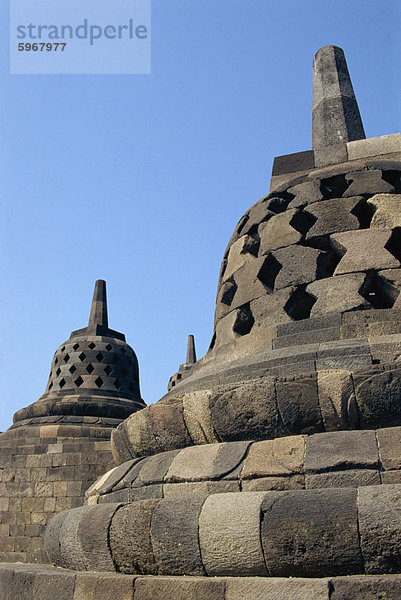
[1,0,400,431]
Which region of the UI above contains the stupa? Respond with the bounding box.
[2,46,401,599]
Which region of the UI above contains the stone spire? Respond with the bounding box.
[88,279,108,331]
[186,334,196,364]
[312,45,366,149]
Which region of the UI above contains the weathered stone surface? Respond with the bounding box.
[123,408,160,458]
[272,246,322,289]
[305,430,379,473]
[114,459,146,490]
[314,143,348,168]
[347,133,401,160]
[358,484,401,573]
[58,506,93,570]
[305,196,361,240]
[134,576,225,600]
[225,577,330,600]
[199,492,268,576]
[376,426,401,470]
[306,469,380,489]
[33,571,76,600]
[211,441,250,479]
[272,150,314,176]
[230,257,271,308]
[382,471,401,484]
[240,200,275,236]
[44,510,68,565]
[135,450,179,486]
[96,460,135,494]
[162,481,211,497]
[287,181,322,208]
[307,273,368,316]
[130,485,163,502]
[110,426,133,465]
[332,229,399,274]
[182,390,219,445]
[241,436,305,479]
[149,399,191,453]
[109,499,159,575]
[78,503,121,571]
[250,288,293,331]
[276,375,324,435]
[312,46,365,149]
[354,368,401,428]
[261,489,362,576]
[223,235,259,281]
[376,270,401,309]
[210,378,284,442]
[242,475,304,491]
[368,194,401,228]
[344,170,394,197]
[151,496,206,576]
[73,572,134,600]
[259,209,302,252]
[330,574,401,599]
[317,370,355,431]
[165,444,222,483]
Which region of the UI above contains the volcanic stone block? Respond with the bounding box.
[276,375,324,435]
[376,426,401,470]
[123,408,160,458]
[130,485,163,502]
[354,368,401,428]
[344,170,394,197]
[261,489,363,576]
[213,309,248,347]
[134,450,179,486]
[307,273,368,316]
[110,427,134,465]
[133,576,226,600]
[368,194,401,228]
[43,510,68,566]
[287,181,322,209]
[331,229,400,274]
[382,471,401,484]
[242,475,305,492]
[182,390,219,445]
[211,441,251,479]
[151,496,206,576]
[95,460,135,494]
[272,246,322,289]
[162,482,210,497]
[113,458,146,490]
[165,444,222,482]
[272,150,315,176]
[225,577,331,600]
[259,209,302,252]
[358,484,401,573]
[223,235,259,281]
[199,492,268,576]
[305,197,361,240]
[77,503,121,571]
[58,506,93,570]
[230,258,272,308]
[376,270,401,309]
[250,288,293,331]
[240,200,275,235]
[210,378,284,442]
[33,571,76,600]
[314,142,348,168]
[109,499,159,574]
[73,573,135,600]
[306,469,380,489]
[347,133,401,160]
[241,436,305,479]
[330,574,401,600]
[305,430,379,473]
[317,370,355,431]
[149,399,191,453]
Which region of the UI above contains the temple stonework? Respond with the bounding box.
[2,46,401,599]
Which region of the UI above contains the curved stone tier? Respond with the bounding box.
[111,364,401,462]
[45,485,401,578]
[85,428,401,504]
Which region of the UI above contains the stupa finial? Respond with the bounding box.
[88,279,108,329]
[186,334,196,364]
[312,45,366,149]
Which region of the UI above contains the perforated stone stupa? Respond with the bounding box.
[2,46,401,599]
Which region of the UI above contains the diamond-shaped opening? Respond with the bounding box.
[95,376,103,388]
[54,357,58,365]
[73,343,79,351]
[266,192,293,214]
[120,347,126,354]
[69,365,76,374]
[350,198,375,229]
[96,352,104,362]
[48,382,53,390]
[208,332,216,351]
[320,174,349,199]
[385,228,401,262]
[86,363,94,374]
[61,346,65,352]
[59,378,66,388]
[360,272,395,309]
[233,304,255,336]
[88,342,96,350]
[257,254,282,293]
[113,379,121,390]
[290,210,316,236]
[105,344,112,352]
[56,367,61,376]
[78,352,86,361]
[284,286,316,321]
[104,365,112,376]
[63,354,70,363]
[74,376,84,387]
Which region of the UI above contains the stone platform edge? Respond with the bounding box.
[1,563,401,600]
